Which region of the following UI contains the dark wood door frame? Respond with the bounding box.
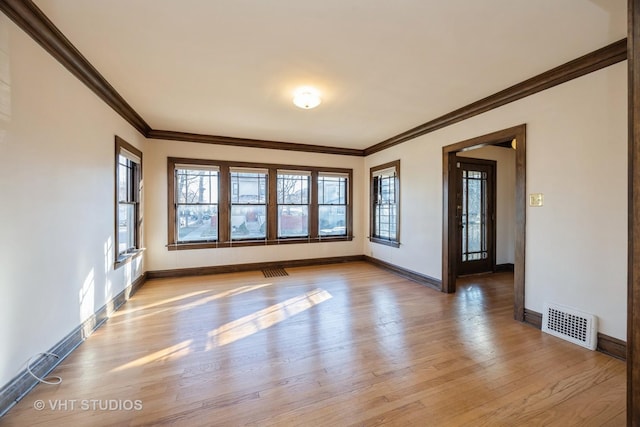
[629,0,640,423]
[442,124,526,321]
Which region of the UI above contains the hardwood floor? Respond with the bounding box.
[2,262,625,426]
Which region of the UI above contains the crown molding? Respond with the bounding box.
[147,129,364,156]
[1,1,628,157]
[0,0,151,135]
[364,38,628,156]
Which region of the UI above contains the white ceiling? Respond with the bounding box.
[33,0,626,150]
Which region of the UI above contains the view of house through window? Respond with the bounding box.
[277,171,310,238]
[318,173,348,236]
[175,165,219,242]
[231,169,268,240]
[167,158,352,249]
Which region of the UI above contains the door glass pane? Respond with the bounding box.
[461,165,489,263]
[467,177,482,253]
[462,173,467,261]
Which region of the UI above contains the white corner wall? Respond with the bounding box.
[0,16,145,387]
[144,140,364,272]
[364,61,627,340]
[458,145,516,265]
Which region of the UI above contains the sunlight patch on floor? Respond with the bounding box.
[111,339,194,372]
[206,288,332,349]
[113,283,273,318]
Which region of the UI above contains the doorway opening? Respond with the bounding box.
[442,124,526,321]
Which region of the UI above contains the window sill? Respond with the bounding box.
[369,237,400,248]
[114,248,145,269]
[167,236,354,251]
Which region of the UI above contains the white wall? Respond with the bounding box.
[458,145,516,265]
[144,140,364,271]
[364,62,627,340]
[0,16,145,387]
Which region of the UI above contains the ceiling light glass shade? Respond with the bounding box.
[293,87,321,109]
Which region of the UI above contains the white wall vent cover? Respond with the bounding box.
[541,302,598,350]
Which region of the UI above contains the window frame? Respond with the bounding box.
[276,170,311,239]
[114,136,143,268]
[174,164,220,244]
[230,168,269,241]
[167,157,353,250]
[370,160,400,248]
[318,172,349,238]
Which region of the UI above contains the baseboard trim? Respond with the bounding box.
[146,255,443,294]
[495,263,515,272]
[523,308,543,329]
[597,333,627,361]
[146,255,367,279]
[522,308,626,361]
[0,273,147,418]
[363,256,442,291]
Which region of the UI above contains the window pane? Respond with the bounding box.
[118,160,130,202]
[118,203,135,253]
[177,205,218,242]
[378,175,395,204]
[318,176,346,204]
[231,172,267,204]
[278,206,308,237]
[277,174,309,204]
[375,204,397,240]
[176,169,218,204]
[373,172,398,241]
[319,206,346,236]
[231,205,266,239]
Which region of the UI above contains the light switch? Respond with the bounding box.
[529,193,544,207]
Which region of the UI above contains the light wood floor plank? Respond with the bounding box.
[1,262,625,426]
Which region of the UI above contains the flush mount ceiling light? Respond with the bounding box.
[293,86,321,109]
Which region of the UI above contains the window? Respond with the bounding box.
[230,168,268,240]
[115,136,142,267]
[318,173,348,237]
[167,158,352,249]
[175,165,219,243]
[370,160,400,247]
[277,171,310,238]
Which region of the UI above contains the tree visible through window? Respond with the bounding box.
[175,166,219,243]
[277,171,310,238]
[167,158,352,249]
[230,169,267,240]
[318,173,348,237]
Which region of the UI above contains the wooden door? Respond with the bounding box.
[456,158,496,275]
